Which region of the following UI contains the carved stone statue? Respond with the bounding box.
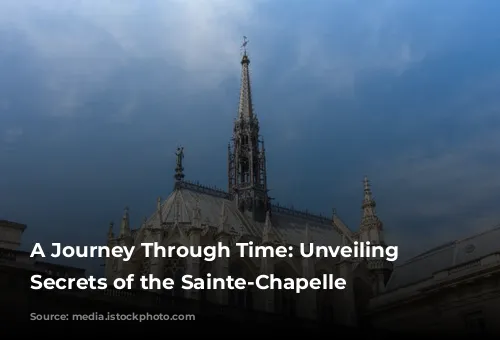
[175,147,184,168]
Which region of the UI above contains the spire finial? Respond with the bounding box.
[363,175,370,191]
[363,175,373,202]
[240,36,250,65]
[120,207,130,237]
[361,176,377,218]
[241,36,249,56]
[174,146,185,182]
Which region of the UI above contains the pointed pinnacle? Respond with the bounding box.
[363,176,370,190]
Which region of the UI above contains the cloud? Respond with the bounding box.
[0,0,479,120]
[374,104,500,258]
[3,127,23,144]
[0,0,265,118]
[276,0,475,96]
[2,0,500,268]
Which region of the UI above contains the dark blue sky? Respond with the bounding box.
[1,0,500,271]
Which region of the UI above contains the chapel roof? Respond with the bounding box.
[140,180,353,247]
[384,224,500,291]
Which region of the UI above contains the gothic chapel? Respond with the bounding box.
[105,48,393,327]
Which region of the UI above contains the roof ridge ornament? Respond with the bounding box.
[217,202,231,236]
[262,210,279,244]
[174,146,185,182]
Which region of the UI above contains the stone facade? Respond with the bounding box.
[368,226,500,335]
[104,50,393,327]
[0,219,87,281]
[0,220,26,250]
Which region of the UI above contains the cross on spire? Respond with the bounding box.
[241,36,249,55]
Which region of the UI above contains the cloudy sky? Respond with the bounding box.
[1,0,500,270]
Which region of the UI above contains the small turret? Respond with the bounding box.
[120,207,131,238]
[262,210,278,244]
[359,176,383,244]
[358,176,392,293]
[107,221,114,240]
[217,201,231,235]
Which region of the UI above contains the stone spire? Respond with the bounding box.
[360,176,384,243]
[120,207,131,238]
[237,39,253,121]
[360,176,392,293]
[228,37,268,222]
[362,176,377,219]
